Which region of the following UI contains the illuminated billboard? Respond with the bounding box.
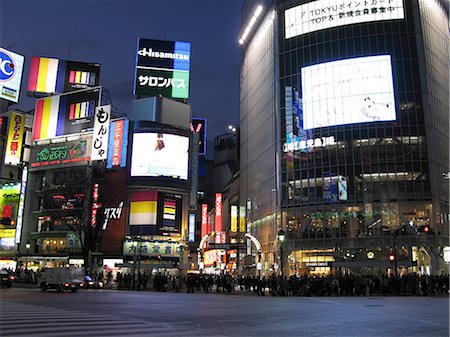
[131,132,189,180]
[134,38,191,99]
[157,192,182,236]
[285,0,404,39]
[0,47,24,103]
[129,190,157,235]
[32,88,100,141]
[30,138,92,171]
[27,56,100,95]
[106,119,129,169]
[0,183,20,226]
[4,112,25,166]
[302,55,396,129]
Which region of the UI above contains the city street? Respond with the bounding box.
[0,287,448,337]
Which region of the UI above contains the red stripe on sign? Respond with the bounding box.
[130,190,157,202]
[28,56,41,92]
[33,99,44,140]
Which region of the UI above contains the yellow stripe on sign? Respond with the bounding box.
[75,103,80,119]
[75,71,81,83]
[40,97,52,139]
[36,58,49,93]
[130,201,157,214]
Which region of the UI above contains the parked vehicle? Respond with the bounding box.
[0,270,14,288]
[37,267,84,292]
[80,275,104,289]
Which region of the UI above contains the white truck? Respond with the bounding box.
[38,267,84,292]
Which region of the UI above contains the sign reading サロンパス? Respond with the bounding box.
[134,38,191,99]
[285,0,405,39]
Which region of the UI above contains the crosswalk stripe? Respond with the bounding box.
[0,301,175,337]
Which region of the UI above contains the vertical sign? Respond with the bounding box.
[189,132,199,207]
[239,206,246,233]
[14,167,28,244]
[4,112,25,166]
[201,204,208,238]
[231,205,238,233]
[91,105,111,161]
[215,193,222,232]
[107,119,129,169]
[188,213,196,242]
[91,183,100,227]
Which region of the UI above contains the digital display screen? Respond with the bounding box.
[131,133,189,179]
[301,55,396,129]
[285,0,404,39]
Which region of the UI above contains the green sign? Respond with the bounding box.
[30,139,91,170]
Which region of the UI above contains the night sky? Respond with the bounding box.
[0,0,243,158]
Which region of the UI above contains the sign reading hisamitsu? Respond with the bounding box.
[285,0,405,39]
[134,38,191,99]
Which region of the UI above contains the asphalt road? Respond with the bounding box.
[0,287,448,337]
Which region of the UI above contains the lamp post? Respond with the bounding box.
[25,242,31,282]
[277,229,285,276]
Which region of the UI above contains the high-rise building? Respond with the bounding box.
[239,0,449,276]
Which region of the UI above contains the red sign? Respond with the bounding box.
[1,205,13,219]
[201,204,208,238]
[215,193,222,232]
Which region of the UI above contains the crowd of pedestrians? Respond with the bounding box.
[112,271,448,297]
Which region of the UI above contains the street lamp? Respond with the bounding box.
[24,242,31,281]
[277,229,285,276]
[131,238,142,290]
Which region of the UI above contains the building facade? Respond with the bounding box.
[240,0,449,275]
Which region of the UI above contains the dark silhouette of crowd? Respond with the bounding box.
[99,271,450,297]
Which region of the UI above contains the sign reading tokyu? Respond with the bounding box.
[285,0,405,39]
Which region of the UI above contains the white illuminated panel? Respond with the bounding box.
[285,0,404,39]
[302,55,396,129]
[131,133,189,179]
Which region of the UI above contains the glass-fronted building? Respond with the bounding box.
[240,0,449,275]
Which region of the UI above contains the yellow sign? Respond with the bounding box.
[4,112,25,166]
[230,205,237,232]
[0,229,16,238]
[239,206,246,232]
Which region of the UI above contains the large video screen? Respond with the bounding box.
[131,133,189,179]
[302,55,396,130]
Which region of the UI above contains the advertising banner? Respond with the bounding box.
[157,192,182,237]
[30,138,92,170]
[32,88,100,141]
[91,105,111,161]
[27,56,100,95]
[123,240,181,258]
[0,47,24,103]
[302,55,396,129]
[131,132,189,180]
[239,206,246,233]
[0,183,20,226]
[188,213,196,242]
[107,119,129,169]
[129,190,158,236]
[134,38,191,99]
[230,205,238,233]
[285,0,404,39]
[215,193,223,232]
[4,112,25,166]
[201,204,208,238]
